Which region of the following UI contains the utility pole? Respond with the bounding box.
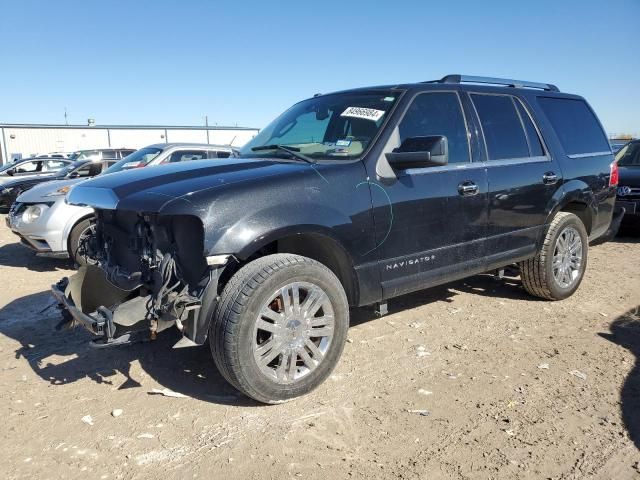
[205,115,210,144]
[64,107,69,125]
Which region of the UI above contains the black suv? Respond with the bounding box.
[52,75,617,403]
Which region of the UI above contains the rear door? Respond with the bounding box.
[469,92,562,267]
[369,90,489,299]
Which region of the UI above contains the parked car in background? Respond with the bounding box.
[0,156,71,181]
[51,75,616,404]
[615,140,640,224]
[0,157,119,209]
[0,157,72,211]
[8,143,234,264]
[70,148,135,163]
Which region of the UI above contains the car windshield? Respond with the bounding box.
[239,91,400,161]
[615,142,640,166]
[102,147,163,174]
[57,160,89,176]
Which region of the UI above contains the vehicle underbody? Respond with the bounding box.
[52,210,225,347]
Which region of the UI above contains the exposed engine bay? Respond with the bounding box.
[52,210,225,347]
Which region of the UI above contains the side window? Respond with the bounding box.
[514,99,545,157]
[15,161,40,173]
[208,150,231,159]
[102,150,118,161]
[471,94,530,160]
[74,164,94,177]
[537,97,610,156]
[44,160,67,171]
[167,150,207,163]
[397,92,470,164]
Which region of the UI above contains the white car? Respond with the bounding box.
[7,143,233,264]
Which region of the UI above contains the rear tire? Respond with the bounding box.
[68,218,95,266]
[209,254,349,404]
[520,212,588,300]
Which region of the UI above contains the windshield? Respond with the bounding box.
[57,160,89,176]
[615,142,640,166]
[102,147,163,174]
[239,91,400,161]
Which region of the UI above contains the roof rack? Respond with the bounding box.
[431,74,560,92]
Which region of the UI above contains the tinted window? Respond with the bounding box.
[398,92,470,164]
[208,150,231,159]
[514,99,544,157]
[615,142,640,167]
[538,97,610,156]
[472,94,529,160]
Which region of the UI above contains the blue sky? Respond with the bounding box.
[1,0,638,136]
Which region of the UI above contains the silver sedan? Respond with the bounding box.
[7,143,232,264]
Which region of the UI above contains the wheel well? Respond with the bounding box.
[222,233,358,305]
[560,202,592,234]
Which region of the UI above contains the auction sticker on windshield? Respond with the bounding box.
[341,107,385,122]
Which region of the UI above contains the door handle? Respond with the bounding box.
[543,172,558,185]
[458,181,479,196]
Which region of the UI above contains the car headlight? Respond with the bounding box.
[22,204,48,223]
[45,185,72,197]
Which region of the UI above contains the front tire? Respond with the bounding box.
[210,254,349,404]
[520,212,588,300]
[68,218,96,266]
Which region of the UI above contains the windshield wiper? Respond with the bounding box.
[251,144,316,164]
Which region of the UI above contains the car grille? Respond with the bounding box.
[617,186,640,200]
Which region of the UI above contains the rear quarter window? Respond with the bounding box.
[538,97,610,156]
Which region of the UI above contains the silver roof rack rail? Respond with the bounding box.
[433,74,560,92]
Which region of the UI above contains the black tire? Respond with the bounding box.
[68,218,95,266]
[520,212,588,300]
[210,253,349,404]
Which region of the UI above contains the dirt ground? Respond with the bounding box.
[0,216,639,480]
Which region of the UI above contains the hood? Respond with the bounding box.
[66,158,310,212]
[619,166,640,187]
[16,178,86,203]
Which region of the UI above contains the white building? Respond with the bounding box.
[0,123,259,164]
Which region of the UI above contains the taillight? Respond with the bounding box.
[609,161,619,187]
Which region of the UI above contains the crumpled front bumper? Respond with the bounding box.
[51,265,154,346]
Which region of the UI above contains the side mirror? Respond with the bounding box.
[385,135,448,169]
[68,171,80,179]
[5,168,14,176]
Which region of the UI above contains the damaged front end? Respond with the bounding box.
[52,210,228,348]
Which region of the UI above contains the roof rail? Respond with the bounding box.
[433,74,560,92]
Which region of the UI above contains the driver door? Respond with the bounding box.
[367,91,489,299]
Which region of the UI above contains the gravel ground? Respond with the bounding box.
[0,215,639,480]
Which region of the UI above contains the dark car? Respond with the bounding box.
[0,158,115,209]
[0,157,72,209]
[615,140,640,223]
[52,75,617,404]
[0,156,71,179]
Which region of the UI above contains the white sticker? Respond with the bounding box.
[341,107,385,122]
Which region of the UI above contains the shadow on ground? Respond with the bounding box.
[0,271,536,406]
[600,306,640,450]
[0,241,71,272]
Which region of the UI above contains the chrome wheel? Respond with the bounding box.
[552,226,583,288]
[253,281,335,384]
